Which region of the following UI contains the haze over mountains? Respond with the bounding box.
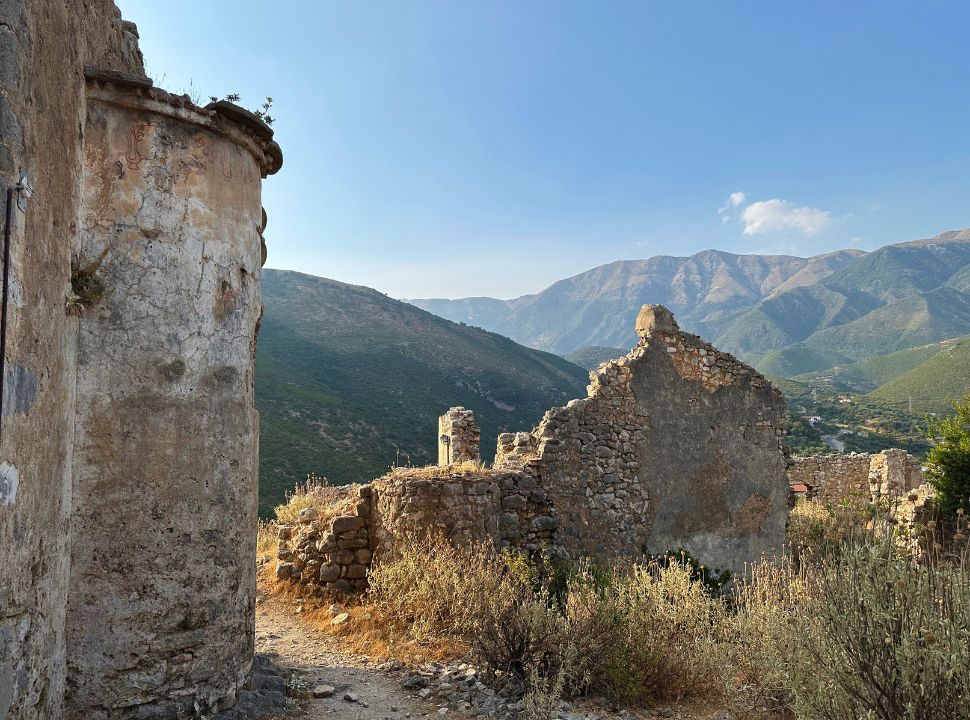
[407,230,970,383]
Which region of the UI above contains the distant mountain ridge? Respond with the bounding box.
[407,248,867,355]
[406,230,970,387]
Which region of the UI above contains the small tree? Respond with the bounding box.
[923,393,970,515]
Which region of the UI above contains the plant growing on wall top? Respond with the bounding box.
[209,93,275,126]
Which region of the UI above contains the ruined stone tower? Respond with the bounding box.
[438,406,481,465]
[63,71,282,718]
[0,3,281,718]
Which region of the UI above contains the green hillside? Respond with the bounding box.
[792,341,951,392]
[869,335,970,413]
[255,270,588,515]
[564,345,629,370]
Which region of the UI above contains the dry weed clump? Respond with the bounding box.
[734,533,970,720]
[256,519,278,561]
[273,474,357,526]
[367,535,518,642]
[598,562,726,703]
[371,538,729,707]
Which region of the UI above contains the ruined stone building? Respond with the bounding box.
[277,304,792,590]
[0,3,281,718]
[787,449,924,504]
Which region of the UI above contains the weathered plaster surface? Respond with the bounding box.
[64,81,269,718]
[0,3,142,718]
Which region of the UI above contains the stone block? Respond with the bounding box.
[319,564,340,583]
[331,516,365,533]
[345,564,367,579]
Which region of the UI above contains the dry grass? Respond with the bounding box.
[383,460,492,480]
[256,559,464,663]
[368,535,516,641]
[273,475,358,526]
[257,520,278,562]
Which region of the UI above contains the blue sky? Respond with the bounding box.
[117,1,970,299]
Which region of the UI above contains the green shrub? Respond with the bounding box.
[740,538,970,720]
[923,393,970,516]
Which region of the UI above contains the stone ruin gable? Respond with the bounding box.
[0,3,142,719]
[495,304,791,572]
[438,406,481,465]
[62,71,282,718]
[788,449,924,505]
[275,468,561,592]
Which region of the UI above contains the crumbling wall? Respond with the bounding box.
[496,305,791,572]
[438,406,481,465]
[276,486,374,593]
[0,3,142,719]
[275,468,560,592]
[64,72,281,718]
[787,453,874,504]
[787,450,924,504]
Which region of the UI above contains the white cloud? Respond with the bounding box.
[718,190,747,223]
[741,199,832,236]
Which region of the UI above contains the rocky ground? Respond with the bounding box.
[250,590,739,720]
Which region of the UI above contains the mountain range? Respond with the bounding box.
[407,229,970,381]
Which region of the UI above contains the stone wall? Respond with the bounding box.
[276,468,560,592]
[0,4,142,718]
[438,406,481,465]
[276,486,374,593]
[495,305,790,572]
[788,449,924,504]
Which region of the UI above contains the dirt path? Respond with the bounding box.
[254,589,741,720]
[255,591,452,720]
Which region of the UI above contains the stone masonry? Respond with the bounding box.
[494,304,791,571]
[0,4,281,718]
[438,406,481,465]
[278,304,791,590]
[788,449,924,504]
